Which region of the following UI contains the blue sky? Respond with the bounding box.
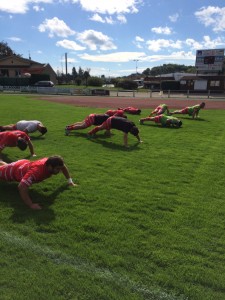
[1,0,225,77]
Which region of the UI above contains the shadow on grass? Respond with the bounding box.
[88,134,142,151]
[172,117,209,122]
[0,153,12,163]
[29,135,47,140]
[64,130,117,138]
[63,130,141,150]
[140,124,181,129]
[0,182,68,224]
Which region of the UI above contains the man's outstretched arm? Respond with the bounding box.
[18,183,41,210]
[61,165,77,186]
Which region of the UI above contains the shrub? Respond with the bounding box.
[116,80,138,90]
[87,76,103,87]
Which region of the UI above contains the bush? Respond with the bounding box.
[116,80,138,90]
[87,76,103,87]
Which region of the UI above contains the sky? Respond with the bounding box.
[1,0,225,77]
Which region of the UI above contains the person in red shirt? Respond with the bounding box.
[0,155,76,210]
[118,107,141,115]
[65,113,110,135]
[104,109,127,118]
[88,116,142,148]
[0,130,36,157]
[149,104,170,117]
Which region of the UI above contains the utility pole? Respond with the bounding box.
[133,59,139,78]
[65,52,68,77]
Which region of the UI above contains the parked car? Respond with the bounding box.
[34,81,54,87]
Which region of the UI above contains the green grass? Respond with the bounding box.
[0,95,225,300]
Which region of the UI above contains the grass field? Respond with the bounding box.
[1,94,225,300]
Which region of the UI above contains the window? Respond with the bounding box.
[210,81,220,87]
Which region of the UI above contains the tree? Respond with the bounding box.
[87,76,103,87]
[83,68,91,86]
[117,79,138,90]
[0,41,22,57]
[72,67,78,84]
[142,68,151,76]
[78,66,84,78]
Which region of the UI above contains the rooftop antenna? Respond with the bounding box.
[28,51,31,60]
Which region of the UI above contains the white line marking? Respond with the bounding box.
[0,230,186,300]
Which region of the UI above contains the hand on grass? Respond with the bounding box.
[68,182,78,187]
[30,203,42,210]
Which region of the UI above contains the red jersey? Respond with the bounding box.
[105,109,125,117]
[121,107,141,115]
[0,130,30,150]
[0,158,52,187]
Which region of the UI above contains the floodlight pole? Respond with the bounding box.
[133,59,139,78]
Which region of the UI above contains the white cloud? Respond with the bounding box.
[185,36,225,50]
[136,36,144,42]
[38,17,75,37]
[195,6,225,32]
[71,0,142,15]
[202,35,225,48]
[117,14,127,24]
[56,39,86,50]
[146,39,182,52]
[133,36,144,49]
[33,5,44,12]
[169,13,179,22]
[142,51,195,63]
[0,0,53,14]
[105,16,114,24]
[90,13,127,24]
[185,38,202,50]
[89,13,105,23]
[78,51,146,62]
[76,29,117,50]
[77,51,195,65]
[7,37,22,42]
[151,26,172,35]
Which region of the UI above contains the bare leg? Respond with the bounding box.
[0,160,8,166]
[65,121,88,135]
[88,123,107,135]
[170,110,183,115]
[0,124,15,131]
[139,116,155,124]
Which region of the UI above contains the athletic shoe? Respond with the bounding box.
[87,133,96,139]
[65,129,70,136]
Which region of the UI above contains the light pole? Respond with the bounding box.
[133,59,139,78]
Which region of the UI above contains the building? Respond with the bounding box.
[144,73,225,92]
[0,55,57,84]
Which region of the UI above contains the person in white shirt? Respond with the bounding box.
[0,120,47,135]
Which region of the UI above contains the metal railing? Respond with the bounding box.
[1,86,225,100]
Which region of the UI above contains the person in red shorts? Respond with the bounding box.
[0,130,36,157]
[0,155,76,210]
[88,116,142,147]
[118,107,141,115]
[139,114,182,128]
[65,113,110,135]
[170,102,205,119]
[149,104,170,117]
[104,109,127,118]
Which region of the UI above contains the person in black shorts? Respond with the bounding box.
[65,113,110,135]
[88,116,142,147]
